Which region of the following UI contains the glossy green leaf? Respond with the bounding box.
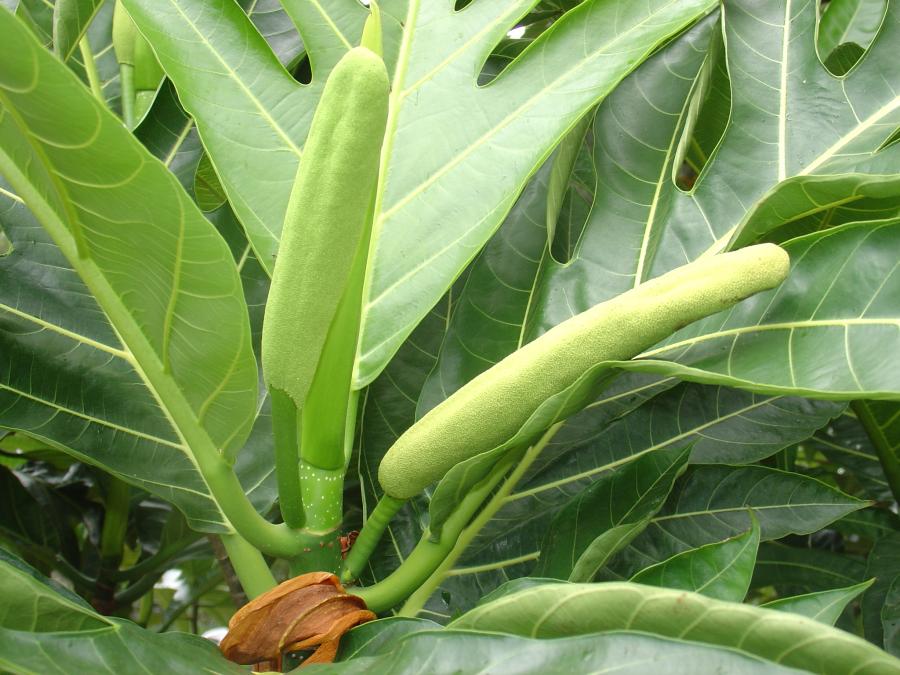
[824,41,867,76]
[762,580,874,626]
[450,582,900,674]
[526,0,900,327]
[56,1,123,115]
[602,466,867,582]
[833,508,900,542]
[120,0,360,273]
[0,71,277,529]
[515,0,900,401]
[818,0,887,58]
[625,221,900,399]
[0,547,103,630]
[0,548,245,674]
[15,0,53,47]
[316,630,806,674]
[413,459,862,621]
[356,0,719,385]
[536,443,690,581]
[0,9,262,532]
[631,515,760,602]
[53,0,103,61]
[0,464,84,567]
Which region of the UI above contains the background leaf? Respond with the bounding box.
[535,443,690,581]
[630,515,760,602]
[818,0,887,58]
[52,0,103,62]
[761,580,874,626]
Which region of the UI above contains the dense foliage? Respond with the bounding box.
[1,0,899,672]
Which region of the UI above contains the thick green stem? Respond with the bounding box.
[288,463,344,575]
[100,477,130,563]
[344,388,361,467]
[852,400,900,504]
[219,533,276,599]
[341,494,405,583]
[78,35,104,103]
[201,450,307,557]
[398,426,560,616]
[271,388,304,529]
[119,64,135,128]
[349,444,532,613]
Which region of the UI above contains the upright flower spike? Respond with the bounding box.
[262,46,389,529]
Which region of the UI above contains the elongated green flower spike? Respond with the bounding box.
[262,46,388,418]
[262,46,389,529]
[378,244,790,499]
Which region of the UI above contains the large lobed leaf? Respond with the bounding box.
[118,0,720,386]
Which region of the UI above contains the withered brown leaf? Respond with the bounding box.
[220,572,374,670]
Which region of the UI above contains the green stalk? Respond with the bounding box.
[271,388,304,528]
[100,478,130,563]
[344,388,361,467]
[398,426,560,616]
[119,64,135,128]
[219,533,276,599]
[111,536,197,581]
[288,463,345,576]
[114,569,162,606]
[341,494,405,583]
[852,400,900,503]
[78,35,104,103]
[349,444,533,613]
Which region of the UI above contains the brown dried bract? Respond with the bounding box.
[220,572,374,670]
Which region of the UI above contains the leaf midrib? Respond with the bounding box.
[640,317,900,361]
[505,395,780,502]
[158,0,302,157]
